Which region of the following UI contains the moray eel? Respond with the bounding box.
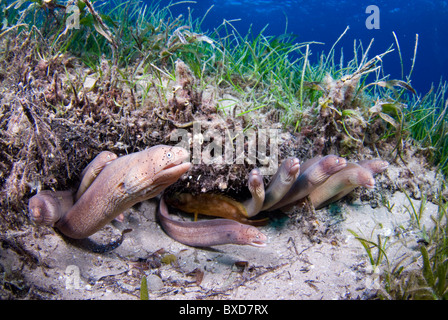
[357,159,389,175]
[311,158,388,209]
[29,151,119,226]
[164,166,267,226]
[309,162,376,209]
[30,145,191,239]
[29,190,74,226]
[164,192,267,226]
[299,156,322,174]
[242,168,266,217]
[261,157,300,211]
[268,155,347,211]
[158,196,267,247]
[75,151,118,201]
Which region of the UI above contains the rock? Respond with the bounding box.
[83,76,97,91]
[146,274,164,292]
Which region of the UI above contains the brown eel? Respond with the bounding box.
[157,196,267,247]
[164,167,268,225]
[29,145,191,239]
[164,192,267,226]
[312,159,389,209]
[268,155,347,211]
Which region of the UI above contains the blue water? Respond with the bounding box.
[155,0,448,95]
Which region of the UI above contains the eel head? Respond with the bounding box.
[241,225,268,247]
[320,155,347,175]
[349,166,375,189]
[360,159,389,174]
[280,157,301,183]
[120,145,191,200]
[28,190,73,226]
[309,155,347,185]
[248,168,265,202]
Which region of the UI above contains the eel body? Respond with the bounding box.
[164,192,267,226]
[311,159,389,209]
[309,162,375,209]
[242,168,265,217]
[75,151,118,201]
[30,151,120,227]
[158,196,267,247]
[29,190,74,226]
[310,159,389,209]
[298,156,322,174]
[268,155,347,210]
[261,157,300,211]
[30,145,191,239]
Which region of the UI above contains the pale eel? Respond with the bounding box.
[357,159,389,175]
[158,196,267,247]
[29,151,119,226]
[261,157,300,211]
[299,156,322,174]
[268,155,347,211]
[30,145,191,239]
[309,162,376,209]
[312,158,388,209]
[242,168,266,217]
[75,151,118,201]
[29,190,74,226]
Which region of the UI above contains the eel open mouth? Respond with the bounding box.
[365,178,375,189]
[154,161,192,185]
[251,241,267,247]
[250,233,268,247]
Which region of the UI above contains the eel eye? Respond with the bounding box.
[166,152,173,159]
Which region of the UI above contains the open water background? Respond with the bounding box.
[156,0,448,95]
